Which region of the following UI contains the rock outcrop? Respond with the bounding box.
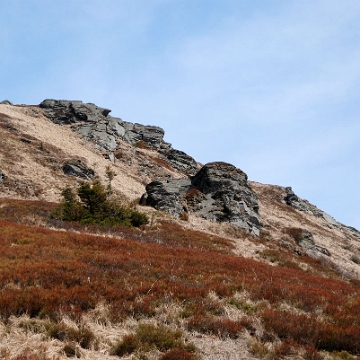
[40,99,111,125]
[285,187,338,224]
[295,229,331,256]
[284,187,360,241]
[141,162,261,235]
[160,149,198,174]
[39,99,198,173]
[40,99,164,150]
[141,178,192,218]
[0,100,12,105]
[62,160,95,180]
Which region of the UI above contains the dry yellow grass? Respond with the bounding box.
[1,104,360,360]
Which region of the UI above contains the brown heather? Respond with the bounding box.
[1,104,360,359]
[0,200,359,358]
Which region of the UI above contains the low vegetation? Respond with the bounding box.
[111,323,196,356]
[0,199,359,358]
[53,180,149,227]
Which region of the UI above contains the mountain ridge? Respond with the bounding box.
[1,100,360,360]
[1,100,360,274]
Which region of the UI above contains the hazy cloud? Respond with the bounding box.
[1,0,360,228]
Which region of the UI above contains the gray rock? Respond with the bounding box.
[124,130,143,144]
[296,229,315,246]
[0,100,12,105]
[92,131,117,152]
[141,162,261,235]
[107,117,126,138]
[39,99,111,125]
[70,101,111,121]
[140,178,192,217]
[62,160,94,180]
[77,124,94,139]
[284,187,312,212]
[315,245,331,256]
[321,212,338,227]
[0,170,5,184]
[285,187,345,227]
[191,162,261,235]
[341,225,360,241]
[40,100,75,124]
[133,124,165,148]
[108,153,115,163]
[75,122,117,151]
[123,121,135,132]
[160,141,172,150]
[39,99,199,174]
[284,187,360,242]
[289,228,331,257]
[95,122,107,132]
[160,149,198,174]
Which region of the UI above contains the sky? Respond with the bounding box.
[1,0,360,229]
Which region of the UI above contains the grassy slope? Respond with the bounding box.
[1,105,360,359]
[0,200,359,359]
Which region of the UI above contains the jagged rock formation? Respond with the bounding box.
[141,162,261,235]
[39,99,198,173]
[284,186,360,240]
[285,186,338,225]
[2,99,359,241]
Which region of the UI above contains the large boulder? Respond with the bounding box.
[141,162,261,235]
[132,124,165,148]
[140,178,192,217]
[191,162,261,234]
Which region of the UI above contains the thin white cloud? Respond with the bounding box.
[1,0,360,228]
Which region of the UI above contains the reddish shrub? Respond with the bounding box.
[303,345,323,360]
[159,348,199,360]
[187,315,243,339]
[0,212,359,356]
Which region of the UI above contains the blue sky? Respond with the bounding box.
[1,0,360,229]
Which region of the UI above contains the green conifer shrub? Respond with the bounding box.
[54,180,148,227]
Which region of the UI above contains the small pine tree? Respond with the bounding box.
[77,181,107,215]
[54,180,148,227]
[58,186,83,221]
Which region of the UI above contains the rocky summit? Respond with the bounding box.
[39,99,198,173]
[40,99,166,150]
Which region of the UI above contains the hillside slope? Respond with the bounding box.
[1,102,359,278]
[0,102,360,360]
